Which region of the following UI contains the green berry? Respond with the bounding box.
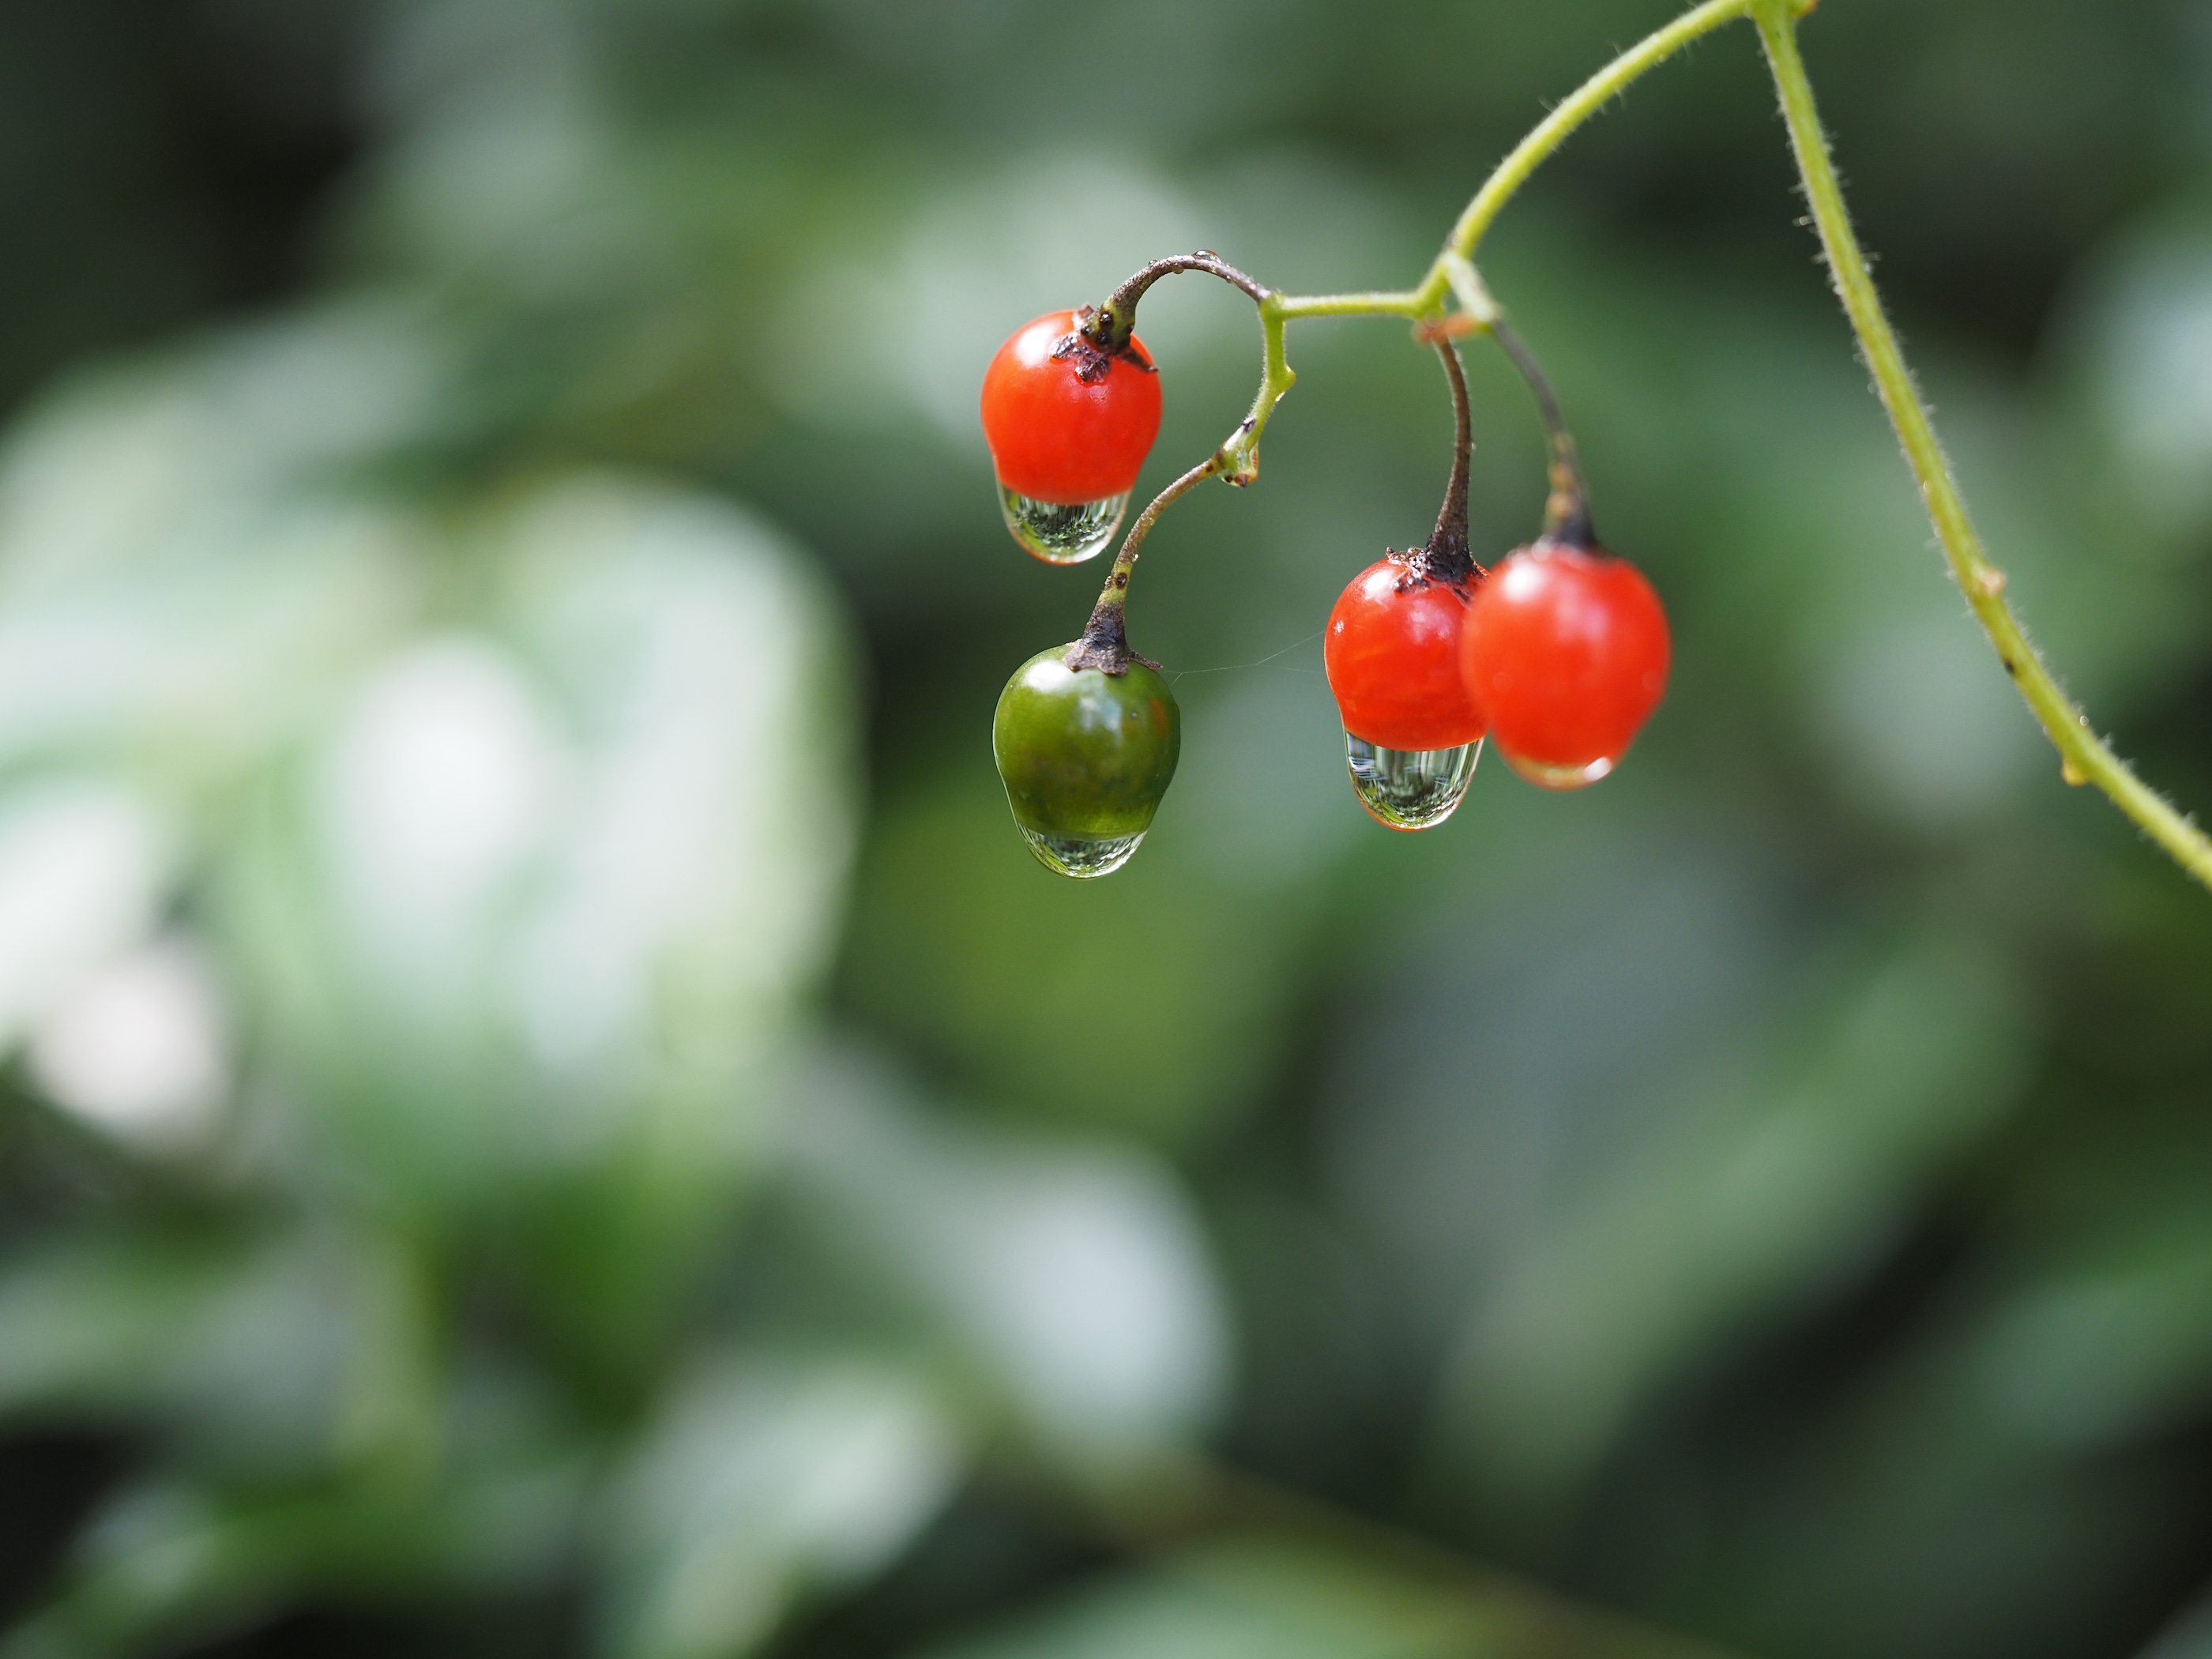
[991,645,1180,878]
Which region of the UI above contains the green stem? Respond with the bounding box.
[1273,0,1760,323]
[1073,455,1224,672]
[1084,309,1290,645]
[1755,0,2212,890]
[1439,0,1759,283]
[1188,0,1762,506]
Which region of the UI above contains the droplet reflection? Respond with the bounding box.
[1344,734,1481,830]
[1018,826,1146,878]
[1501,749,1614,791]
[999,485,1129,565]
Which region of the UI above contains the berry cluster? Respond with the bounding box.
[981,270,1670,878]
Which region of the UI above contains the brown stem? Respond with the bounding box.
[1405,338,1477,583]
[1085,254,1273,352]
[1492,320,1596,549]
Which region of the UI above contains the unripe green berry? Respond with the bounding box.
[992,645,1179,878]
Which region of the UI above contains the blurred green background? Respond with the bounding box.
[3,2,2212,1657]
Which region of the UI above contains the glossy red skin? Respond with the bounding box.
[980,310,1162,504]
[1325,559,1488,751]
[1458,544,1670,769]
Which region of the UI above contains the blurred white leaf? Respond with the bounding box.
[228,472,860,1202]
[779,1044,1229,1450]
[600,1353,960,1659]
[0,779,171,1051]
[0,300,450,595]
[319,638,568,1001]
[0,308,435,788]
[29,936,231,1149]
[492,477,860,1108]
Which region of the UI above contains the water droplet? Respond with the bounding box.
[1345,733,1481,830]
[1019,826,1146,878]
[1501,750,1614,791]
[999,485,1129,564]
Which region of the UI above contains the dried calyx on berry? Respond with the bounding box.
[1055,306,1159,386]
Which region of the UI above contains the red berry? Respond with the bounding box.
[1325,559,1487,752]
[1458,543,1669,788]
[980,310,1162,505]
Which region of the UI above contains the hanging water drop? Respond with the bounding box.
[1499,748,1614,791]
[1345,732,1481,830]
[999,486,1130,565]
[1018,826,1148,878]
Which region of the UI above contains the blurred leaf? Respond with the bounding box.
[2,1454,587,1659]
[0,781,171,1053]
[597,1352,960,1659]
[1435,935,2033,1500]
[908,1537,1732,1659]
[838,768,1297,1146]
[0,1228,438,1480]
[2067,219,2212,545]
[777,1042,1229,1451]
[220,471,860,1222]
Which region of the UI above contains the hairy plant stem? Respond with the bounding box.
[1754,0,2212,888]
[1074,0,2212,889]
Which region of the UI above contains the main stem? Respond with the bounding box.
[1755,1,2212,890]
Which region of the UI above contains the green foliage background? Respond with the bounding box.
[2,2,2212,1657]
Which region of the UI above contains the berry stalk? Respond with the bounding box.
[1066,455,1222,675]
[1085,254,1273,354]
[1413,337,1477,581]
[1491,322,1595,550]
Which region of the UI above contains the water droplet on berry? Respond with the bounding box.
[1500,750,1614,791]
[1345,733,1481,830]
[1018,825,1146,878]
[999,485,1129,564]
